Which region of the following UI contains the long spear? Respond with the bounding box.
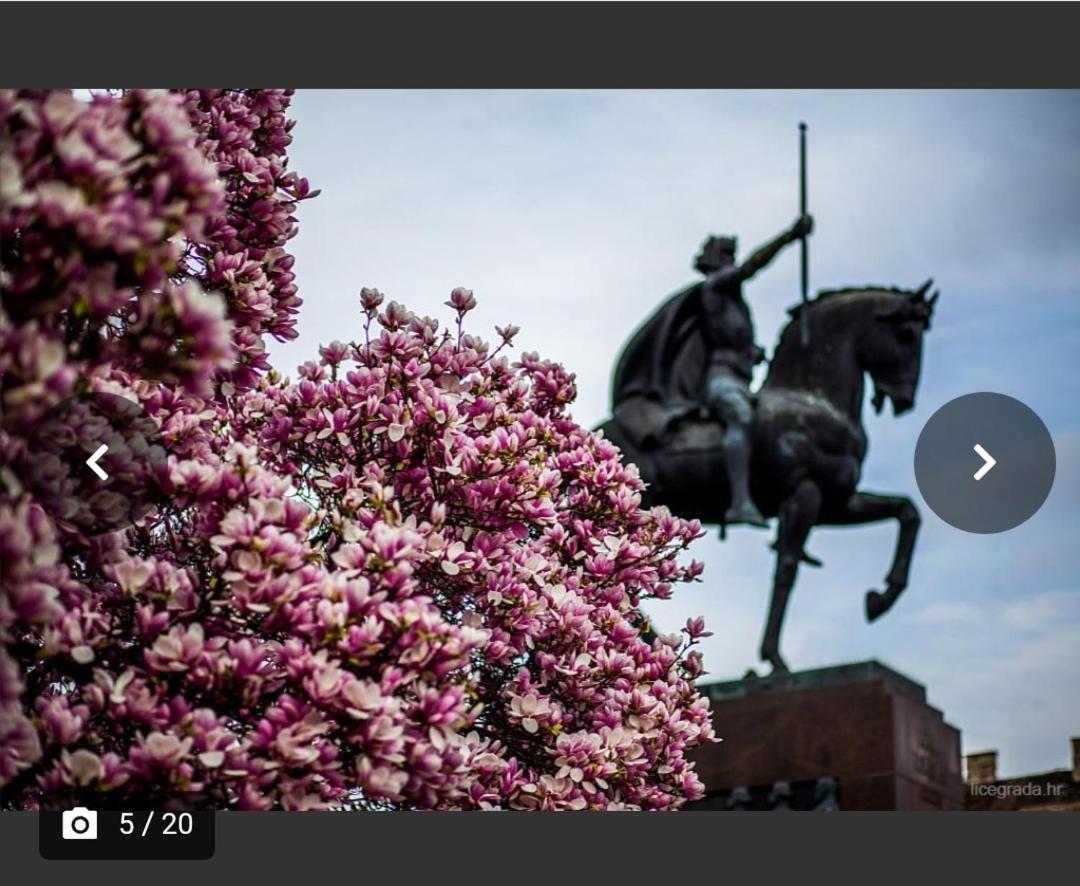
[799,121,810,347]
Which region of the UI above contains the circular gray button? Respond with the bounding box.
[914,392,1055,534]
[23,392,168,536]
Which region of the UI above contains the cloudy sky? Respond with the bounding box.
[270,90,1080,778]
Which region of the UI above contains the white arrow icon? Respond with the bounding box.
[86,444,109,481]
[973,443,996,481]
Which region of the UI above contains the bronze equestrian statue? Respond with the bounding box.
[600,225,938,673]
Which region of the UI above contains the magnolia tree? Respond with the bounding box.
[0,89,715,811]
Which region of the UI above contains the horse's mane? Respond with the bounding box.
[786,284,913,318]
[772,284,918,359]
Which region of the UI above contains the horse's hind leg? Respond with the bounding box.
[828,491,920,622]
[760,479,822,673]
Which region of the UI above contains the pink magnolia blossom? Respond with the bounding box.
[0,88,715,811]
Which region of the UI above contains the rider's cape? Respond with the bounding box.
[611,282,710,450]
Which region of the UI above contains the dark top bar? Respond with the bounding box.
[2,2,1079,88]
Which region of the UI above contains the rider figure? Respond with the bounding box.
[696,213,813,527]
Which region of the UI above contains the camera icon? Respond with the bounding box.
[61,807,98,840]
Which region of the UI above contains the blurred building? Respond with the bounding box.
[963,739,1080,811]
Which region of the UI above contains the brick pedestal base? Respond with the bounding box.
[687,661,963,811]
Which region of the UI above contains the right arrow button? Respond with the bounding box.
[914,392,1055,534]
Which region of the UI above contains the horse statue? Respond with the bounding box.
[598,281,939,673]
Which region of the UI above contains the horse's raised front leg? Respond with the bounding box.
[829,491,920,622]
[760,479,822,674]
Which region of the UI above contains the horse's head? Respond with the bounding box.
[860,280,938,415]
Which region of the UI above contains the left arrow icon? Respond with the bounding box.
[86,444,109,480]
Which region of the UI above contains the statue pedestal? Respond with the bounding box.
[687,660,964,810]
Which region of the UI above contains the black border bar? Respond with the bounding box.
[3,810,1078,878]
[2,2,1079,88]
